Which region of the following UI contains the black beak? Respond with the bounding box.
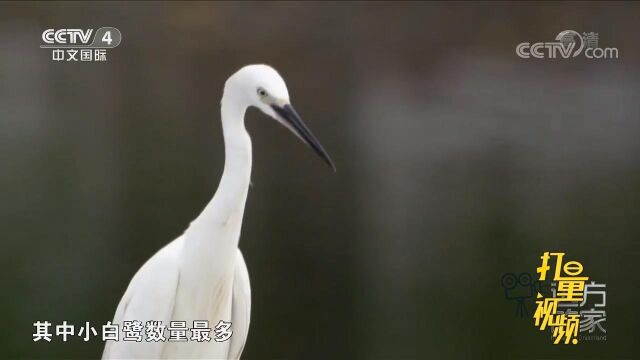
[271,104,336,172]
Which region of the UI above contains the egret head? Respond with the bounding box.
[225,64,335,171]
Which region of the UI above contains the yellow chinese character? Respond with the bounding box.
[552,314,580,344]
[557,280,586,302]
[533,293,559,330]
[551,253,588,281]
[537,252,551,280]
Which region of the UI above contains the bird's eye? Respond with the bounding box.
[257,88,268,97]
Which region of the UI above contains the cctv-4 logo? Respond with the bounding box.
[40,27,121,62]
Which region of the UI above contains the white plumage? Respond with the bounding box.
[103,64,334,359]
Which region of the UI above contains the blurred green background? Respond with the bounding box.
[1,1,639,359]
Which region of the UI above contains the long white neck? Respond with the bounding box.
[167,93,252,360]
[218,95,253,205]
[182,92,252,276]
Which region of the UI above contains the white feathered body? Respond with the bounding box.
[103,64,308,360]
[103,87,253,359]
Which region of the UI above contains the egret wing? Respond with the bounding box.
[228,249,251,359]
[102,236,184,359]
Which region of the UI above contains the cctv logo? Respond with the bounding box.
[42,29,94,45]
[41,27,120,48]
[516,30,619,59]
[40,27,121,62]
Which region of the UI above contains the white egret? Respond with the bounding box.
[102,64,334,359]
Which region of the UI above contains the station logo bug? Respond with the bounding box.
[516,30,619,59]
[40,27,122,62]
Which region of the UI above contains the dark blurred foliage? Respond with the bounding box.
[1,2,639,359]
